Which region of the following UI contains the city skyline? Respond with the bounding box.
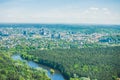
[0,0,120,24]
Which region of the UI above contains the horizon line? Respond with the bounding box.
[0,22,120,25]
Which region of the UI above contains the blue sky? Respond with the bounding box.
[0,0,120,24]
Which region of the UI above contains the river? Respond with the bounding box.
[11,54,65,80]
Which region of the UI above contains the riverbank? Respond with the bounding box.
[12,54,65,80]
[0,51,50,80]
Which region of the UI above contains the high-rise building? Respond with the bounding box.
[51,34,54,39]
[0,31,2,35]
[39,29,44,35]
[57,34,61,39]
[23,31,27,36]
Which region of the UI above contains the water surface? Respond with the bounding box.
[12,54,64,80]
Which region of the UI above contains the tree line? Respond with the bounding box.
[21,46,120,80]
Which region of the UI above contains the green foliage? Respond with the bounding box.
[22,46,120,80]
[50,69,55,74]
[0,51,50,80]
[82,65,89,72]
[70,77,90,80]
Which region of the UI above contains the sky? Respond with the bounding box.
[0,0,120,24]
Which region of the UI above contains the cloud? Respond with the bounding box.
[89,7,99,10]
[102,8,109,11]
[0,4,120,24]
[81,7,112,18]
[101,8,111,15]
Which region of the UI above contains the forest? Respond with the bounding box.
[0,50,50,80]
[21,46,120,80]
[0,24,120,80]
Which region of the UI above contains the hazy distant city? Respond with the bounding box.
[0,24,120,50]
